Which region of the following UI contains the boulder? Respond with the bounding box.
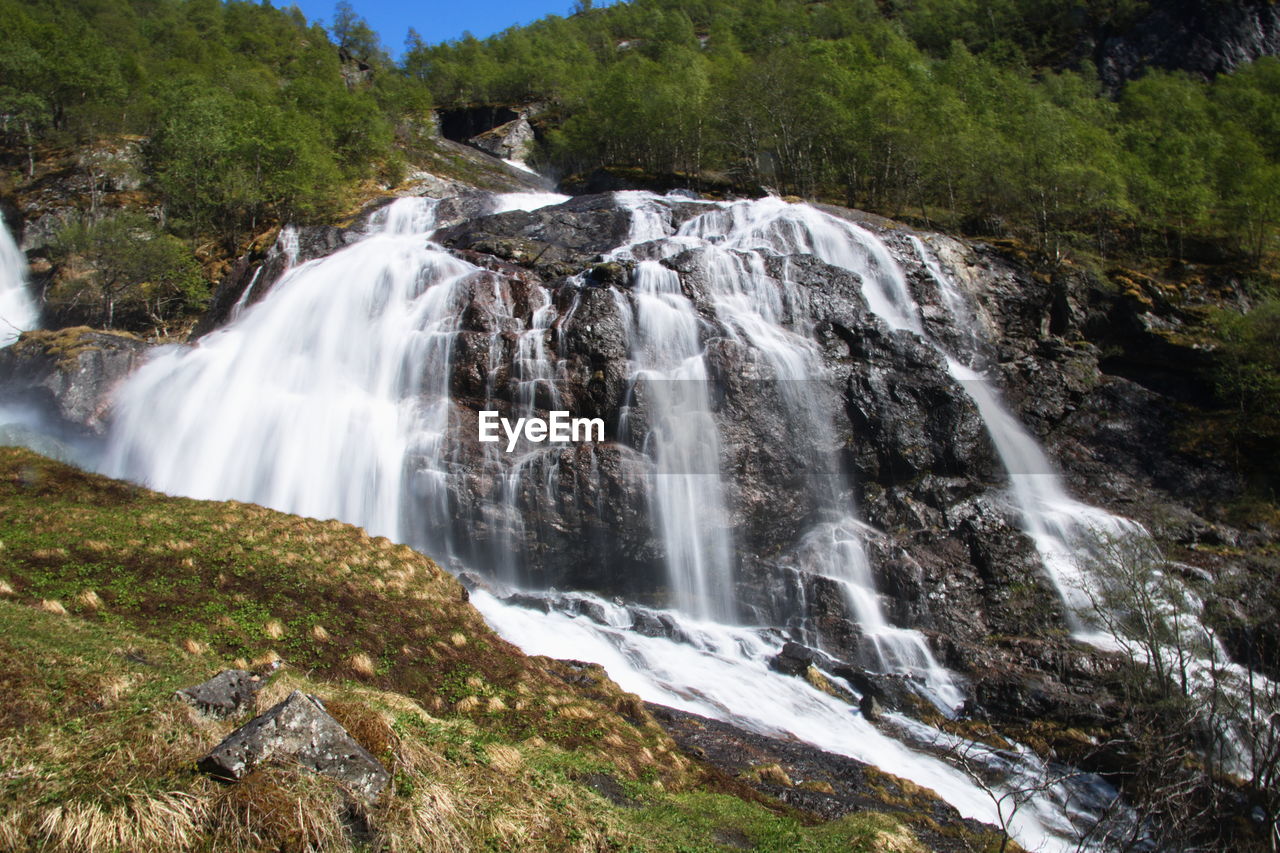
[435,194,633,279]
[199,691,389,801]
[0,327,154,435]
[468,117,536,163]
[769,641,822,677]
[174,669,269,718]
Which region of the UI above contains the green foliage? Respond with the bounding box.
[1208,298,1280,493]
[410,0,1280,261]
[3,0,434,248]
[1212,298,1280,415]
[149,83,343,240]
[47,212,207,333]
[331,0,385,63]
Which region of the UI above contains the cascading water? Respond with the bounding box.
[104,198,469,542]
[635,198,964,708]
[905,237,1168,634]
[0,218,37,347]
[911,236,1262,780]
[98,189,1145,852]
[622,260,735,620]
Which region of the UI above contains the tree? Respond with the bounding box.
[47,213,207,333]
[1081,529,1280,850]
[149,83,342,244]
[0,89,49,178]
[331,1,383,63]
[1120,73,1220,256]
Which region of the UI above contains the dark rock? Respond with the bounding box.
[648,703,1001,850]
[198,691,390,802]
[0,328,154,435]
[1096,0,1280,88]
[174,669,268,718]
[435,194,632,279]
[437,106,523,147]
[505,592,553,613]
[628,607,693,644]
[338,46,373,89]
[859,693,884,721]
[769,641,821,677]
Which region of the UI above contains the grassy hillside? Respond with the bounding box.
[0,447,998,851]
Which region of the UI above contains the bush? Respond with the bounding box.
[1209,298,1280,494]
[46,213,207,334]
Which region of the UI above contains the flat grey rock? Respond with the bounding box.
[198,691,389,801]
[174,669,265,718]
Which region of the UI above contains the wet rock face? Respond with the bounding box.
[436,195,635,279]
[405,193,1070,635]
[649,703,997,848]
[19,190,1246,703]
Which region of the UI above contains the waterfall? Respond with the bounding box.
[98,190,1139,852]
[624,260,735,620]
[105,198,465,543]
[0,218,37,347]
[471,587,1084,851]
[911,237,1262,778]
[655,199,962,709]
[904,236,1155,634]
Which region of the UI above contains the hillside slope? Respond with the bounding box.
[0,447,1005,852]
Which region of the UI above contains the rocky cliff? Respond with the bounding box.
[1093,0,1280,87]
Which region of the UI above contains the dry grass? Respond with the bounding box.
[325,700,396,758]
[33,792,210,852]
[207,768,346,852]
[348,652,376,678]
[746,763,794,787]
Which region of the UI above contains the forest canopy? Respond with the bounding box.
[0,0,427,243]
[2,0,1278,264]
[409,0,1280,262]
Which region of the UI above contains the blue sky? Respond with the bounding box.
[280,0,591,55]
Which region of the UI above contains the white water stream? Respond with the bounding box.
[94,190,1160,851]
[0,219,37,346]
